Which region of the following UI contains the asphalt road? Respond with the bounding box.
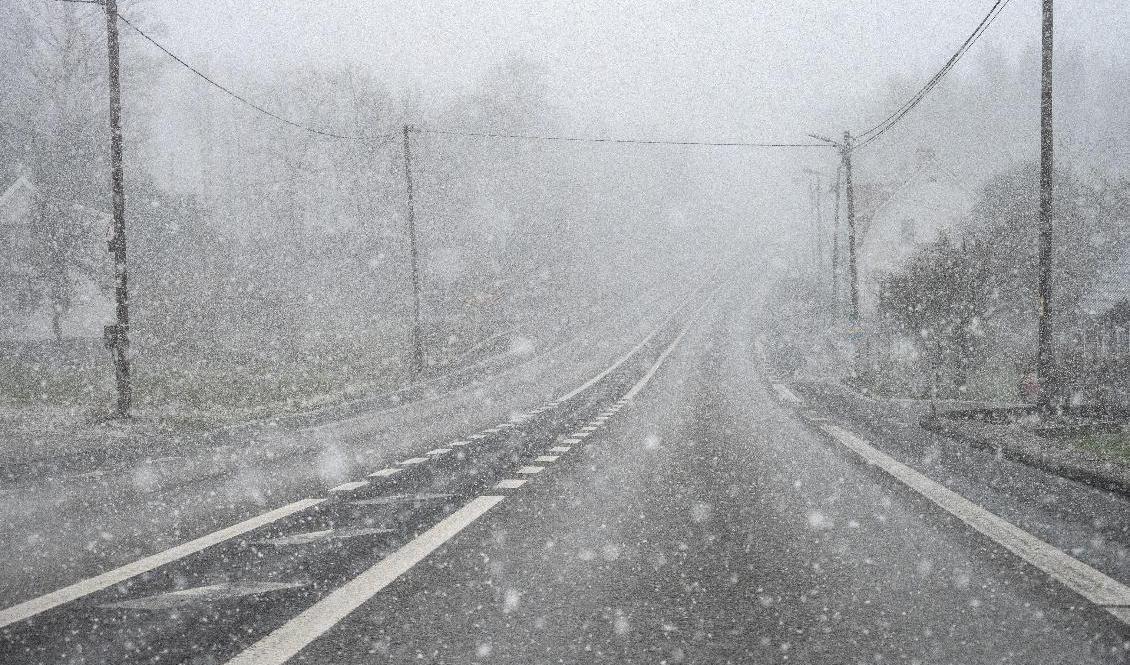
[3,298,1130,664]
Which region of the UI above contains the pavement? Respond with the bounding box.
[2,294,1130,664]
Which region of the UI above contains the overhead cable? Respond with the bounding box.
[854,0,1013,150]
[116,14,390,142]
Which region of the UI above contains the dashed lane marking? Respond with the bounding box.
[399,457,429,466]
[425,448,451,456]
[493,479,527,490]
[562,438,582,445]
[448,441,470,447]
[224,496,505,665]
[823,424,1130,624]
[533,455,559,463]
[549,446,571,453]
[516,466,544,475]
[0,498,325,629]
[468,434,486,440]
[367,468,402,478]
[580,425,599,432]
[571,432,591,439]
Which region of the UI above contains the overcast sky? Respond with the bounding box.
[144,0,1129,143]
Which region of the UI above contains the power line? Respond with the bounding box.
[115,14,390,143]
[854,0,1014,150]
[414,127,830,148]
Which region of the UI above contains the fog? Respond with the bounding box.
[4,1,1130,663]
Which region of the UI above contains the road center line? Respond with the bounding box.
[0,498,326,629]
[224,495,505,665]
[822,424,1130,621]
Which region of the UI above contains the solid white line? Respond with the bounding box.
[822,425,1130,618]
[367,468,402,478]
[516,466,544,475]
[621,323,693,401]
[773,383,802,404]
[225,495,505,665]
[0,498,325,629]
[399,457,428,465]
[328,481,368,493]
[494,479,527,490]
[533,455,559,463]
[553,309,675,404]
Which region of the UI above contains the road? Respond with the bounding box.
[2,295,1130,663]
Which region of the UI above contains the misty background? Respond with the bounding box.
[1,0,1128,426]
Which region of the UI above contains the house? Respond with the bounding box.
[0,175,113,341]
[1063,246,1130,410]
[858,148,973,314]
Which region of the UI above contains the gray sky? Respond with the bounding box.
[146,0,1128,143]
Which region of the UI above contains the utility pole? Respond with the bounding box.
[843,130,858,322]
[831,166,841,317]
[402,124,425,375]
[104,0,132,418]
[1036,0,1055,409]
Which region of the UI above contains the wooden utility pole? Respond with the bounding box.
[830,166,842,317]
[402,124,424,375]
[1036,0,1055,409]
[843,131,859,322]
[104,0,132,417]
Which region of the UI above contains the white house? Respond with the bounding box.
[858,149,973,314]
[0,176,113,341]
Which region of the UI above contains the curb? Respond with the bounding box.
[921,414,1130,499]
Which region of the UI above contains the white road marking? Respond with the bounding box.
[534,455,559,463]
[0,498,324,628]
[468,434,486,440]
[549,446,571,453]
[581,425,598,432]
[425,448,451,456]
[622,324,693,401]
[483,427,501,434]
[517,466,544,475]
[399,457,428,466]
[448,441,470,447]
[772,383,802,404]
[494,479,527,490]
[497,423,515,429]
[562,437,582,444]
[367,468,402,478]
[571,432,590,439]
[328,481,369,493]
[554,312,674,404]
[822,424,1130,622]
[225,495,505,665]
